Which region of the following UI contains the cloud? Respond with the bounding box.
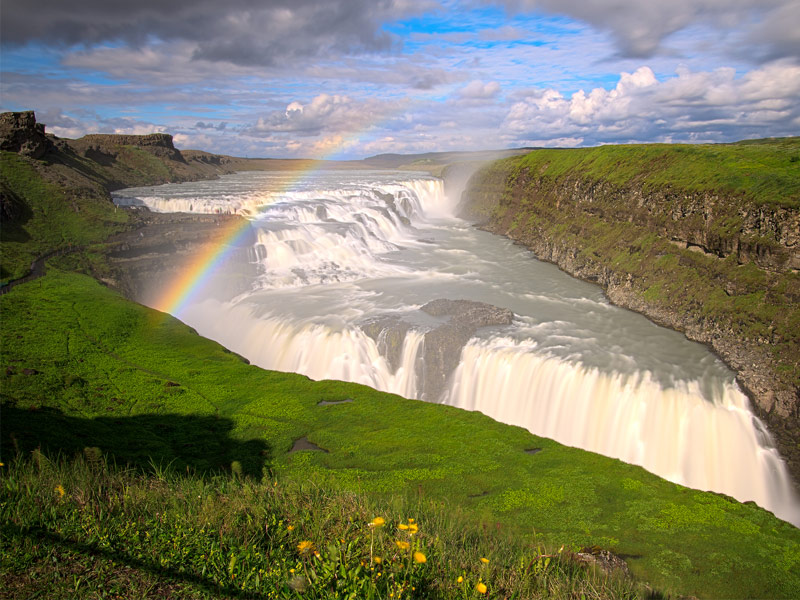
[503,61,800,146]
[460,80,501,99]
[493,0,800,62]
[195,121,228,131]
[249,93,404,139]
[1,0,430,66]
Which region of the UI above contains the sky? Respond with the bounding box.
[1,0,799,159]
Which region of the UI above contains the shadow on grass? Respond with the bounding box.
[4,522,273,599]
[0,404,271,478]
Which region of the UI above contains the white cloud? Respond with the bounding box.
[460,80,502,99]
[502,60,800,146]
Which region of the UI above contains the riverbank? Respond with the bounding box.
[456,140,800,485]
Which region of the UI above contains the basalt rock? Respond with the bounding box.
[361,299,513,401]
[0,111,53,159]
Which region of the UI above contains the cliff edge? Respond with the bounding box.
[458,141,800,484]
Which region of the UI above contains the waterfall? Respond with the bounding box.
[118,169,800,527]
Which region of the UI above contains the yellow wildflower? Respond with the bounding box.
[480,557,489,564]
[413,551,427,564]
[407,523,418,535]
[408,518,415,523]
[297,540,315,555]
[457,576,463,583]
[374,556,383,564]
[370,516,385,527]
[287,525,295,531]
[395,540,410,551]
[398,523,409,530]
[55,485,65,498]
[476,582,487,594]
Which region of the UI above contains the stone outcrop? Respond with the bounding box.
[0,111,53,159]
[69,133,186,166]
[362,299,513,400]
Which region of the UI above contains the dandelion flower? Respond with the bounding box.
[480,557,489,564]
[408,518,415,523]
[398,523,409,530]
[287,525,295,531]
[374,556,383,564]
[408,523,418,535]
[297,540,315,555]
[413,551,427,563]
[476,582,487,594]
[457,576,463,583]
[395,541,410,551]
[55,485,65,498]
[370,517,385,527]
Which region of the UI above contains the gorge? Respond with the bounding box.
[109,166,800,526]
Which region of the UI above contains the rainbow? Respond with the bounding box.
[153,159,328,316]
[152,106,423,317]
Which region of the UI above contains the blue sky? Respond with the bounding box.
[1,0,799,158]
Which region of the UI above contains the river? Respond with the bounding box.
[113,168,800,526]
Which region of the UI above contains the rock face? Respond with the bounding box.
[70,133,186,166]
[362,299,513,400]
[457,157,800,486]
[105,210,259,307]
[0,111,52,159]
[419,300,514,400]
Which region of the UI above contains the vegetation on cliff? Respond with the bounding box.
[3,114,800,598]
[459,139,800,481]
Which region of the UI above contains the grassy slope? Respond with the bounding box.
[0,151,128,281]
[515,138,800,208]
[2,270,800,598]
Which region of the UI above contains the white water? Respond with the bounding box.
[115,170,800,526]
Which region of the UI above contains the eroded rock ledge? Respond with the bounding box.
[362,299,513,401]
[457,158,800,486]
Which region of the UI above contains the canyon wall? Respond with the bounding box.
[457,145,800,483]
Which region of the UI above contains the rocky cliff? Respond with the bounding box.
[0,111,246,282]
[458,142,800,484]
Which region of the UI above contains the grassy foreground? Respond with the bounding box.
[3,270,800,598]
[2,454,647,599]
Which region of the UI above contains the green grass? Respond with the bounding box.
[1,453,653,600]
[2,270,800,598]
[515,138,800,208]
[0,151,128,281]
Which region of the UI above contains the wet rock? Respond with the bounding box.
[361,317,412,373]
[362,299,513,401]
[419,299,513,401]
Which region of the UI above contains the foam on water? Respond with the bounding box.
[115,169,800,526]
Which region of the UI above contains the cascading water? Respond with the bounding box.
[114,169,800,526]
